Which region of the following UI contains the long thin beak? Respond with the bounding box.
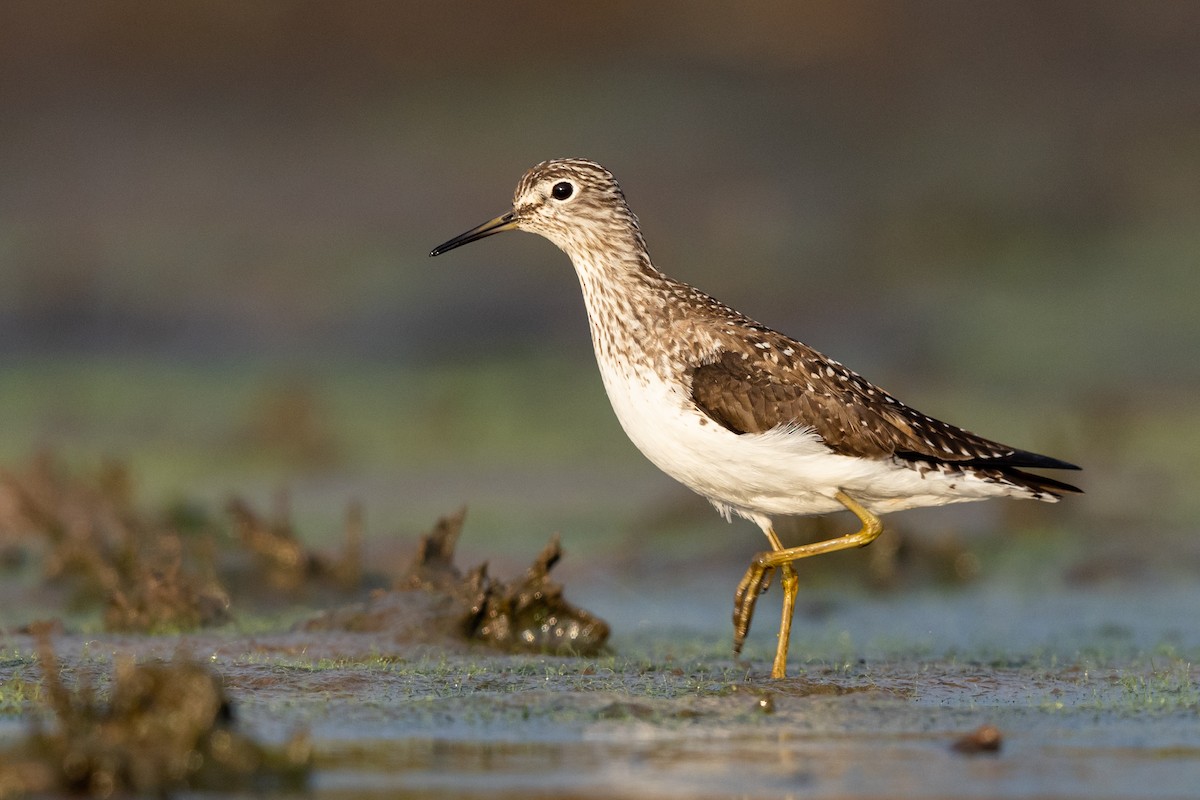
[429,211,519,257]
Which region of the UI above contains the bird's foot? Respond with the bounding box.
[732,558,773,656]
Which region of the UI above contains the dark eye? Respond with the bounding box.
[551,182,574,200]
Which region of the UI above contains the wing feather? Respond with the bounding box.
[688,344,1080,479]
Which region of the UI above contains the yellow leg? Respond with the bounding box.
[758,525,800,679]
[732,491,884,679]
[772,563,799,679]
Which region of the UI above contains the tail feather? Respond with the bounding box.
[992,448,1081,472]
[998,467,1083,499]
[899,446,1081,473]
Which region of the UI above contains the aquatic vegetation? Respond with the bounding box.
[303,508,610,656]
[0,640,310,797]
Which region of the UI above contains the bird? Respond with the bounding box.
[429,158,1081,679]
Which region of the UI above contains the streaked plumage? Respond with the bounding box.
[430,158,1080,678]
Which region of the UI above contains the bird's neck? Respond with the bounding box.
[565,240,683,375]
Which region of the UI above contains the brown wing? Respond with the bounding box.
[689,346,1078,473]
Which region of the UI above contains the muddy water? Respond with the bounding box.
[2,567,1197,799]
[0,480,1197,799]
[294,581,1199,799]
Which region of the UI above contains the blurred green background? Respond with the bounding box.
[1,2,1197,583]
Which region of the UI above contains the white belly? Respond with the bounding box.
[594,359,1018,522]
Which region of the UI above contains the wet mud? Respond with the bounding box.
[303,508,609,655]
[0,457,1198,798]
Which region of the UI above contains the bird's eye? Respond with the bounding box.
[551,182,574,201]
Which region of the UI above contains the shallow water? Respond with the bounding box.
[6,567,1198,799]
[1,489,1197,800]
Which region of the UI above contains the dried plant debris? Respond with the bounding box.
[0,641,310,798]
[101,535,231,633]
[304,508,610,656]
[0,455,375,629]
[225,495,364,596]
[0,454,230,632]
[0,455,604,652]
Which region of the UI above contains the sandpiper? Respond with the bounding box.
[430,158,1081,679]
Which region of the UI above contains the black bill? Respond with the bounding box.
[429,211,519,257]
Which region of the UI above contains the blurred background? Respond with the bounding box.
[1,2,1197,633]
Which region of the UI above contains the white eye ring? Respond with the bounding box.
[551,181,574,201]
